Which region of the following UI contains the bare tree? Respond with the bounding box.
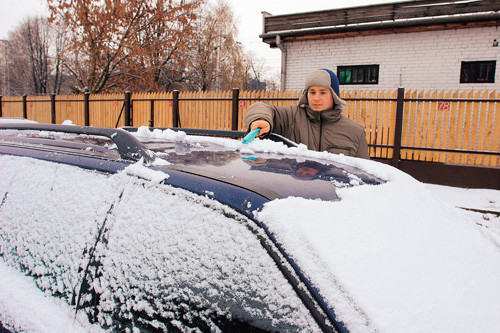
[185,0,248,91]
[5,16,68,95]
[0,40,12,96]
[26,17,49,93]
[51,21,68,94]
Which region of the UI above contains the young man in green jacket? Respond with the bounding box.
[245,69,370,159]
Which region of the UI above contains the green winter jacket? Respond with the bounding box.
[244,101,370,159]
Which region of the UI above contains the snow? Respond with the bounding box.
[1,128,499,332]
[256,179,500,332]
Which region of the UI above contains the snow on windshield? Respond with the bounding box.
[132,126,399,180]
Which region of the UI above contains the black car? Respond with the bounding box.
[1,122,499,333]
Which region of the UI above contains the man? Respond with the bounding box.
[245,69,369,159]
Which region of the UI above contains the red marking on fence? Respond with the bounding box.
[438,101,450,111]
[239,100,247,108]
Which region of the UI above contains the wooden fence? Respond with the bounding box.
[1,88,499,169]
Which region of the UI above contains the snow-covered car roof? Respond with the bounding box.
[1,123,499,332]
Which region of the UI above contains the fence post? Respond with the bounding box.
[392,87,405,168]
[231,88,240,131]
[149,99,154,127]
[124,91,131,127]
[50,94,56,124]
[0,96,2,118]
[22,95,27,119]
[172,90,179,128]
[84,92,90,126]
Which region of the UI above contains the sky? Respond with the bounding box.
[0,0,408,78]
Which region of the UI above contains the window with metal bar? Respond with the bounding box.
[338,65,379,85]
[460,61,496,83]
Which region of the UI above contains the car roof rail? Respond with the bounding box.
[121,127,299,148]
[0,123,155,163]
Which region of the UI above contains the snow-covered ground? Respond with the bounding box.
[424,183,500,246]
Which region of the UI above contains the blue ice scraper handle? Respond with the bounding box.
[242,128,260,144]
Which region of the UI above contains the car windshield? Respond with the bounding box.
[137,131,383,201]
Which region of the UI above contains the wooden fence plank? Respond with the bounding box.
[364,90,376,157]
[374,90,384,159]
[445,90,459,164]
[455,90,467,164]
[426,90,437,162]
[484,90,496,167]
[475,90,488,166]
[436,90,448,163]
[402,90,416,160]
[387,89,397,160]
[2,96,23,118]
[415,90,425,161]
[468,91,480,165]
[489,91,500,167]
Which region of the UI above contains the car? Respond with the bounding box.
[1,122,499,333]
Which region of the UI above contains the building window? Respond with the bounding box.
[460,61,496,83]
[338,65,379,85]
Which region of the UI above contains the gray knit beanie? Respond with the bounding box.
[299,69,346,107]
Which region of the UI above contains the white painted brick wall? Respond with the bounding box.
[283,26,500,92]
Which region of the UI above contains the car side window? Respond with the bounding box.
[78,177,321,332]
[0,156,118,303]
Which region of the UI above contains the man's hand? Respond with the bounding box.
[250,119,270,138]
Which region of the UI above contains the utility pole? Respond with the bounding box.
[216,28,222,91]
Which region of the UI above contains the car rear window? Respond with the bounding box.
[0,129,121,159]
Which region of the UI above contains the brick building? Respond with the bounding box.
[260,0,500,91]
